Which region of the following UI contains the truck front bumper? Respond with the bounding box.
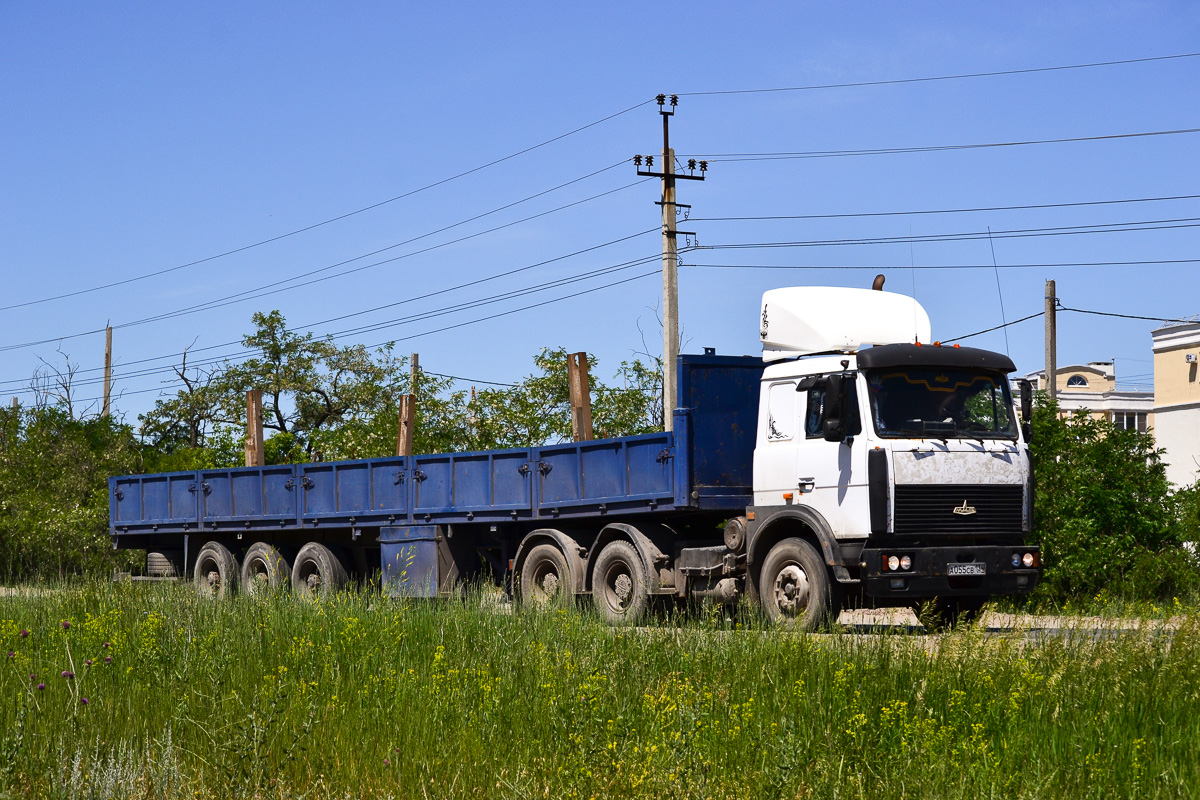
[860,545,1039,598]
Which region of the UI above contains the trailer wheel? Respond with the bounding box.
[193,542,239,599]
[591,540,649,626]
[759,538,838,630]
[518,544,573,609]
[241,542,291,597]
[292,543,349,599]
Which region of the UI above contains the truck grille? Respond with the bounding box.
[893,484,1023,536]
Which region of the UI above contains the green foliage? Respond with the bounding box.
[1030,395,1200,601]
[3,583,1200,798]
[0,407,142,579]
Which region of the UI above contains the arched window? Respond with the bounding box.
[1066,375,1088,387]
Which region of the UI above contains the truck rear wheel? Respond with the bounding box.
[519,544,573,609]
[591,540,649,626]
[759,538,838,630]
[241,542,291,597]
[194,542,238,599]
[292,543,349,599]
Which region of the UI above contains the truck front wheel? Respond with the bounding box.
[759,538,839,630]
[591,540,649,626]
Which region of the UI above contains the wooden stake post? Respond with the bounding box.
[567,351,594,442]
[245,390,264,467]
[396,395,415,457]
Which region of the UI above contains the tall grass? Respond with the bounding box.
[2,582,1198,799]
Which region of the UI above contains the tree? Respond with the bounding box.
[1029,396,1200,600]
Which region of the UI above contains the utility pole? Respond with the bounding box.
[566,351,594,442]
[1044,280,1057,402]
[397,353,419,457]
[635,94,706,431]
[245,390,264,467]
[102,325,113,418]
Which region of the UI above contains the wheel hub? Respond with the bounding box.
[306,572,322,591]
[613,573,633,604]
[773,564,810,616]
[540,571,560,597]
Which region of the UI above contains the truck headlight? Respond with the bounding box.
[887,555,900,572]
[1022,552,1036,568]
[899,555,911,571]
[1012,552,1021,568]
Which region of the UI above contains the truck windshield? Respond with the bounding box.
[865,368,1017,440]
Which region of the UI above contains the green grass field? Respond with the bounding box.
[2,583,1198,799]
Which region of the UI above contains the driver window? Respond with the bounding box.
[806,377,862,438]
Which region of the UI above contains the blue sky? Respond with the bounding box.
[1,2,1198,420]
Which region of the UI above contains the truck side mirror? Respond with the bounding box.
[823,419,846,443]
[1018,379,1033,423]
[822,374,847,442]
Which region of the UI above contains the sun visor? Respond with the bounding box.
[759,287,932,362]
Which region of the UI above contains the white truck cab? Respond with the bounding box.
[745,285,1039,628]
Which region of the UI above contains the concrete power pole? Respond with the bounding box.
[102,325,113,417]
[635,95,706,431]
[1044,280,1057,402]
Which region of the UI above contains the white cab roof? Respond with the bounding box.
[759,286,931,362]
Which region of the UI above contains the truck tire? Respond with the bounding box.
[146,551,177,578]
[292,542,349,599]
[241,542,291,597]
[759,538,839,630]
[518,544,573,609]
[193,542,239,599]
[591,540,649,626]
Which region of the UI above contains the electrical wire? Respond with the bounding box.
[689,193,1200,222]
[943,311,1045,343]
[0,180,653,352]
[681,258,1200,271]
[692,216,1200,251]
[0,101,655,314]
[681,127,1200,162]
[676,52,1200,96]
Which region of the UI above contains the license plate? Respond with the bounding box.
[947,563,986,576]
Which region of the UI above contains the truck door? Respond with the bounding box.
[752,379,802,505]
[795,374,870,539]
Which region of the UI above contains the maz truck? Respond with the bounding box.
[109,283,1039,629]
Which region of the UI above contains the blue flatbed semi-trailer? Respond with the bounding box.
[109,354,765,618]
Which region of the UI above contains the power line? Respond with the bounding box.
[677,52,1200,96]
[682,258,1200,271]
[0,101,655,314]
[2,252,663,395]
[0,230,660,390]
[1061,306,1197,324]
[0,179,653,352]
[689,193,1200,222]
[24,269,664,406]
[681,127,1200,162]
[692,216,1200,251]
[944,312,1045,343]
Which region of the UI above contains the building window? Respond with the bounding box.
[1066,375,1088,388]
[1112,411,1148,433]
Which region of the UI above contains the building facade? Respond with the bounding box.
[1152,320,1200,487]
[1024,361,1155,432]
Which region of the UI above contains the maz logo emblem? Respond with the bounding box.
[953,501,977,516]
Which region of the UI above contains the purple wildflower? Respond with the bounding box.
[383,759,390,766]
[61,621,70,630]
[80,697,89,706]
[61,670,74,679]
[104,656,112,664]
[36,683,45,691]
[6,651,13,659]
[19,629,29,638]
[102,642,110,649]
[29,674,36,681]
[85,659,93,667]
